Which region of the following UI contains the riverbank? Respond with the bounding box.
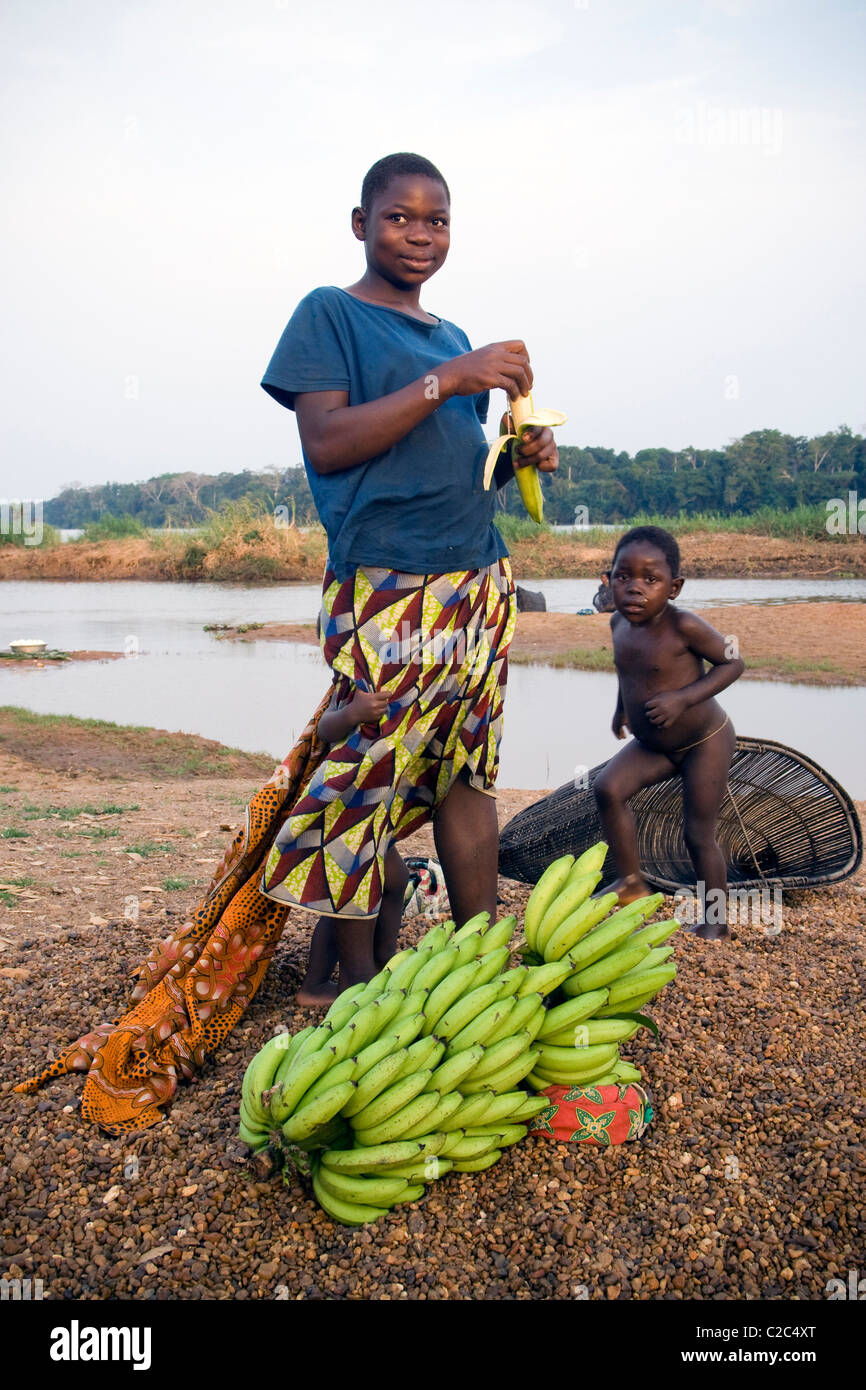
[0,717,862,1299]
[212,601,866,687]
[0,650,123,668]
[1,527,864,583]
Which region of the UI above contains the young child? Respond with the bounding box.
[593,526,745,939]
[592,570,615,613]
[296,684,410,1006]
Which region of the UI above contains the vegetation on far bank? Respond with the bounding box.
[37,424,866,531]
[1,497,863,584]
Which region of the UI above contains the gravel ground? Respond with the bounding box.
[1,755,864,1301]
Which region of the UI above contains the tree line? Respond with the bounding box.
[43,425,865,529]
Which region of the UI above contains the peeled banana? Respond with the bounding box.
[482,393,568,522]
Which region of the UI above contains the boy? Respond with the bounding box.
[296,684,410,1005]
[593,526,745,939]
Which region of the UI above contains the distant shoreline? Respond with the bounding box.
[0,527,864,582]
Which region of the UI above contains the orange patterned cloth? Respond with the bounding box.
[13,691,333,1135]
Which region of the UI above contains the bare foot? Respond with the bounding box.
[608,873,654,906]
[686,920,731,941]
[295,980,340,1008]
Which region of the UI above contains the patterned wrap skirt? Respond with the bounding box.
[261,556,516,920]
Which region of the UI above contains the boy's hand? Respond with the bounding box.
[439,341,533,400]
[644,690,688,728]
[511,422,559,475]
[612,710,629,739]
[349,689,390,723]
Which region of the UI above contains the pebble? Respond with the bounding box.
[1,792,864,1298]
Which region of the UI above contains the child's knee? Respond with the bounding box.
[593,772,620,810]
[684,823,718,856]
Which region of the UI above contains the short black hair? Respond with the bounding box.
[612,526,681,577]
[360,153,450,212]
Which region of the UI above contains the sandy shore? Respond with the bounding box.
[214,600,866,687]
[0,650,124,669]
[0,718,863,1299]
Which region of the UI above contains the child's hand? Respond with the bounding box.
[439,341,533,400]
[349,689,390,724]
[512,423,559,475]
[644,691,688,728]
[612,710,629,739]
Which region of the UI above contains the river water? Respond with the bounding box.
[1,580,863,796]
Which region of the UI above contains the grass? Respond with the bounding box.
[495,512,551,543]
[124,841,174,857]
[753,654,856,682]
[0,786,19,793]
[0,874,36,906]
[21,801,139,821]
[510,646,616,672]
[169,500,328,582]
[163,876,195,891]
[554,505,834,541]
[1,827,30,838]
[81,513,148,541]
[0,648,70,662]
[71,826,120,840]
[0,521,61,547]
[0,707,152,734]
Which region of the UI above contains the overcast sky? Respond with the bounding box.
[2,0,864,500]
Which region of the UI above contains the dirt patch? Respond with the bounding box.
[0,730,862,1299]
[510,530,866,579]
[214,622,318,645]
[0,709,276,781]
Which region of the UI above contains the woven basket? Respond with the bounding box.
[498,736,863,893]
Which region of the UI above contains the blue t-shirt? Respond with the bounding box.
[261,286,509,581]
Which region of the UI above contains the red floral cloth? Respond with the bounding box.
[527,1083,653,1146]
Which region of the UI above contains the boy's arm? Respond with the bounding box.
[317,706,358,743]
[644,611,745,727]
[295,343,533,475]
[610,615,628,738]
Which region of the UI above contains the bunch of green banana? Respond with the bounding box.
[237,909,561,1223]
[519,842,681,1090]
[238,851,680,1224]
[482,392,567,523]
